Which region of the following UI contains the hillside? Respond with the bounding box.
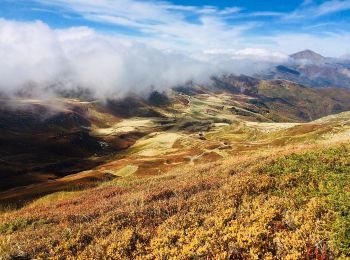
[1,79,350,203]
[1,135,350,258]
[1,78,350,258]
[211,75,350,121]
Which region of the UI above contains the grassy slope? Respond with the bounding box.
[1,86,350,258]
[1,142,349,259]
[257,80,350,122]
[211,75,350,122]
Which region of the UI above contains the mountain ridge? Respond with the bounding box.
[257,49,350,88]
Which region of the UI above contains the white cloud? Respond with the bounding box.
[204,48,288,62]
[0,19,66,93]
[0,19,208,98]
[232,48,288,61]
[0,19,285,100]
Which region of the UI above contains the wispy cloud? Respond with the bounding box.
[286,0,350,19]
[34,0,250,51]
[248,11,284,17]
[31,0,350,54]
[301,0,314,7]
[314,0,350,16]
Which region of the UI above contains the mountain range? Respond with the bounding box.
[258,49,350,88]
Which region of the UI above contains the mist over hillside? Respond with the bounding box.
[0,19,290,102]
[2,18,350,106]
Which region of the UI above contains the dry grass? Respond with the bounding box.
[1,141,349,259]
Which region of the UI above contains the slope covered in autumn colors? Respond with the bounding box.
[1,141,350,258]
[1,77,350,258]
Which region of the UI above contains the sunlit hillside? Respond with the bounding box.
[1,139,350,258]
[1,80,350,258]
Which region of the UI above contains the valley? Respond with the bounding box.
[1,78,350,204]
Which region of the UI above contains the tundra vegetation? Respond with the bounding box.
[1,80,350,259]
[1,143,350,259]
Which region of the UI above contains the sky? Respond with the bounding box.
[1,0,350,97]
[2,0,350,55]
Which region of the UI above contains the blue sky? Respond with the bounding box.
[2,0,350,55]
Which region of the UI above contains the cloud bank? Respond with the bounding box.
[2,1,350,101]
[0,18,289,100]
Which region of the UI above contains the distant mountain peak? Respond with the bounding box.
[290,49,325,61]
